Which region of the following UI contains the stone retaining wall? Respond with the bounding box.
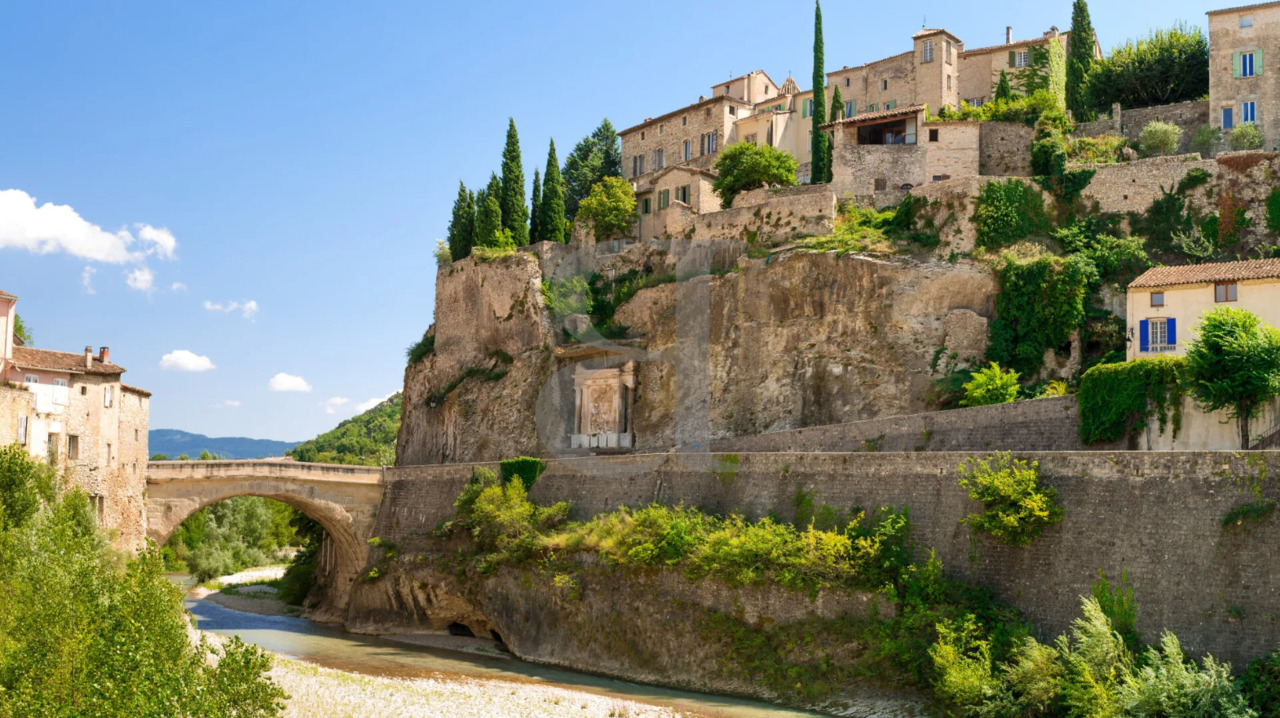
[1076,100,1210,155]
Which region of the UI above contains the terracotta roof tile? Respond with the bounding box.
[1207,1,1280,16]
[121,383,152,397]
[11,346,126,375]
[821,104,926,128]
[0,289,15,299]
[962,30,1071,57]
[1129,258,1280,289]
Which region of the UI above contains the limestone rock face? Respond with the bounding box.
[399,243,996,464]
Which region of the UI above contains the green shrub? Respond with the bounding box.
[406,332,435,366]
[1242,649,1280,718]
[1222,499,1277,532]
[711,142,798,208]
[1078,355,1186,444]
[987,254,1094,376]
[1230,122,1264,151]
[1117,632,1256,718]
[1267,188,1280,237]
[961,362,1020,407]
[499,456,546,491]
[1031,134,1068,177]
[541,276,592,318]
[957,453,1064,546]
[1067,134,1126,164]
[1053,220,1150,285]
[576,176,637,242]
[1191,124,1221,157]
[973,179,1051,249]
[1172,228,1217,263]
[434,239,452,268]
[1139,121,1183,157]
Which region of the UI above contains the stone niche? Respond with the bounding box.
[570,362,636,450]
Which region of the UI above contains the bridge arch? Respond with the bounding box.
[146,460,384,621]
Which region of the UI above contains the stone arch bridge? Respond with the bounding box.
[146,460,384,620]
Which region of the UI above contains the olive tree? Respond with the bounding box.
[576,176,636,242]
[711,142,798,209]
[1185,307,1280,448]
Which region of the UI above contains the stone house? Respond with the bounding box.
[0,289,150,549]
[824,106,983,193]
[1209,1,1280,150]
[635,165,718,239]
[956,26,1094,108]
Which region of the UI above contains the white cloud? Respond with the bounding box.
[322,396,350,414]
[269,373,312,392]
[171,282,187,291]
[0,189,177,263]
[126,267,154,293]
[204,299,259,320]
[81,266,96,295]
[215,399,241,408]
[356,392,395,413]
[160,350,216,372]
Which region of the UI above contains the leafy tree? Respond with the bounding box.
[1185,307,1280,449]
[711,142,799,208]
[150,453,170,461]
[1084,23,1209,112]
[290,393,401,466]
[563,119,622,218]
[446,181,476,261]
[1191,124,1221,158]
[475,175,504,248]
[810,0,830,184]
[12,314,30,345]
[538,139,568,243]
[0,443,55,529]
[1229,123,1264,151]
[995,71,1014,102]
[529,169,542,244]
[987,254,1094,376]
[499,118,529,245]
[961,362,1021,407]
[1139,120,1182,156]
[577,176,637,242]
[1066,0,1097,121]
[957,452,1063,545]
[831,84,843,121]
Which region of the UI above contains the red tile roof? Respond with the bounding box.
[1129,258,1280,289]
[821,104,927,128]
[121,383,152,397]
[1207,1,1280,16]
[0,289,15,299]
[10,346,126,375]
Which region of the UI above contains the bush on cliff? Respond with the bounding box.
[957,452,1064,547]
[960,362,1020,407]
[711,142,798,209]
[0,443,286,717]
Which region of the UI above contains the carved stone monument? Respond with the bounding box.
[570,362,636,450]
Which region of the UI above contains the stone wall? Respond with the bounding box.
[1078,154,1216,215]
[831,142,928,195]
[621,96,738,185]
[978,121,1036,176]
[923,121,980,181]
[665,186,837,243]
[0,384,33,448]
[1074,101,1210,155]
[711,396,1125,453]
[371,450,1280,668]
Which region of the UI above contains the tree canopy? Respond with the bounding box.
[577,176,637,242]
[529,169,542,244]
[562,119,622,219]
[711,142,799,208]
[538,139,568,243]
[809,0,831,184]
[290,393,401,466]
[1066,0,1097,121]
[1185,307,1280,449]
[499,118,529,245]
[1084,23,1209,112]
[446,181,476,261]
[12,314,30,345]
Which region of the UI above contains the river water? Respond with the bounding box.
[184,590,824,718]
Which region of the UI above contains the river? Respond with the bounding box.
[183,586,825,717]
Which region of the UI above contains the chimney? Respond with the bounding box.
[1006,26,1013,44]
[85,346,93,369]
[98,347,110,364]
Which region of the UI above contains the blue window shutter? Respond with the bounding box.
[1167,318,1177,347]
[1140,320,1150,352]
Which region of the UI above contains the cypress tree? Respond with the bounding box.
[995,70,1014,102]
[810,0,830,184]
[499,118,530,245]
[591,118,623,179]
[475,191,503,248]
[446,180,476,261]
[538,140,568,244]
[1066,0,1097,121]
[831,84,844,121]
[529,169,542,244]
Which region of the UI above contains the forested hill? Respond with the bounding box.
[148,430,299,460]
[288,393,401,466]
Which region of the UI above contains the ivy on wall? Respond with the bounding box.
[987,254,1094,376]
[972,180,1051,249]
[1077,355,1186,444]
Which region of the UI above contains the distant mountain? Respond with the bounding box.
[148,429,300,460]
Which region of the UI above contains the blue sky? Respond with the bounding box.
[0,1,1211,441]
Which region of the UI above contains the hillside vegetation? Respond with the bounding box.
[288,394,401,466]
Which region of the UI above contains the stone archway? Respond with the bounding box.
[145,461,384,621]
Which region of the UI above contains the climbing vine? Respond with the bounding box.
[1077,355,1186,444]
[986,254,1093,375]
[972,180,1051,249]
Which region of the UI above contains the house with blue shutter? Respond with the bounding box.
[1208,1,1279,148]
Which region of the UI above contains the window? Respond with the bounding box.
[1016,51,1029,67]
[946,41,953,64]
[845,101,853,118]
[53,378,67,387]
[1223,107,1235,130]
[1242,51,1256,78]
[1216,282,1239,302]
[80,386,87,395]
[640,198,651,214]
[724,86,731,95]
[104,385,113,408]
[929,129,939,142]
[23,374,38,384]
[658,189,670,210]
[47,434,59,464]
[17,416,27,445]
[845,77,850,87]
[1243,101,1257,124]
[135,428,139,441]
[683,140,691,162]
[946,74,952,90]
[874,177,888,191]
[640,131,645,141]
[881,79,888,91]
[1151,292,1165,307]
[1146,317,1175,352]
[923,40,934,63]
[91,494,105,526]
[675,185,690,204]
[868,103,879,112]
[68,435,79,460]
[729,105,736,116]
[803,98,813,118]
[682,116,687,126]
[653,148,664,170]
[705,108,711,117]
[106,442,113,465]
[658,125,664,135]
[745,133,757,145]
[1242,15,1254,28]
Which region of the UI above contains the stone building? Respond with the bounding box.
[1209,1,1280,149]
[956,26,1090,107]
[0,289,150,548]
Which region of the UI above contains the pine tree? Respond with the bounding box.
[810,0,830,184]
[446,180,476,261]
[499,118,529,245]
[591,118,623,179]
[1066,0,1097,121]
[529,169,542,244]
[538,140,568,244]
[475,192,503,248]
[563,119,623,218]
[831,84,844,121]
[995,70,1014,102]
